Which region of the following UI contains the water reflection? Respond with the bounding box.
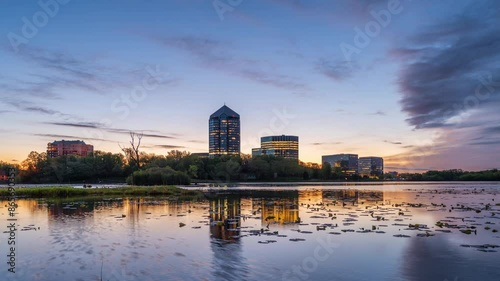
[0,185,499,281]
[209,196,241,241]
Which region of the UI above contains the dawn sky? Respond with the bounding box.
[0,0,499,171]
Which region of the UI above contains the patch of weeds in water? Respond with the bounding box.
[0,185,203,200]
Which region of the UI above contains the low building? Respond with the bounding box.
[322,154,358,175]
[47,140,94,158]
[358,156,384,178]
[252,135,299,160]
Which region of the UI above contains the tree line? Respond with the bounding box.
[393,169,500,181]
[1,150,499,184]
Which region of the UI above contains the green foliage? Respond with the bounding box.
[399,169,500,181]
[321,162,332,180]
[126,167,190,185]
[17,151,126,184]
[0,185,202,199]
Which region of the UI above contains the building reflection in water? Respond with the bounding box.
[260,196,299,225]
[209,196,241,241]
[321,190,384,206]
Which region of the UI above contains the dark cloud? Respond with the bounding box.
[384,140,402,145]
[32,133,113,142]
[469,140,500,146]
[482,125,500,135]
[105,128,177,139]
[395,1,500,129]
[4,99,74,119]
[143,144,185,149]
[155,35,309,92]
[45,121,179,140]
[45,122,103,129]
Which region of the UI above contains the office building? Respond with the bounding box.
[322,154,358,175]
[47,140,94,158]
[209,105,240,157]
[358,156,384,177]
[252,135,299,160]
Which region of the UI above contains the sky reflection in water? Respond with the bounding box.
[1,183,499,281]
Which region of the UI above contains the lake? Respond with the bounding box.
[1,182,499,281]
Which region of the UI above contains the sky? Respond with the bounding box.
[0,0,499,171]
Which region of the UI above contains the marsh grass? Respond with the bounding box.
[0,185,203,199]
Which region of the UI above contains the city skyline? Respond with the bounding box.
[0,1,499,172]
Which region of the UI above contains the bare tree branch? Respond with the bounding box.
[119,132,144,169]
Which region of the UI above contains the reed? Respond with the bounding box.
[0,185,202,199]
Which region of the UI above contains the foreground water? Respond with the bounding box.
[1,183,500,281]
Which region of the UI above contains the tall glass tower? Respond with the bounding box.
[209,105,240,157]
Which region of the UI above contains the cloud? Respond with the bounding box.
[188,140,206,144]
[310,142,342,146]
[4,99,75,119]
[384,166,429,171]
[2,46,157,100]
[370,110,386,116]
[142,144,185,149]
[469,140,500,146]
[44,121,179,139]
[32,133,113,143]
[384,140,402,145]
[482,125,500,135]
[316,59,354,81]
[45,122,103,129]
[154,35,310,92]
[394,2,500,129]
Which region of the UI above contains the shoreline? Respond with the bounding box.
[0,185,204,199]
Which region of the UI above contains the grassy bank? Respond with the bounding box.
[0,185,203,199]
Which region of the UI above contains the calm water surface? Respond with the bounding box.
[1,182,499,281]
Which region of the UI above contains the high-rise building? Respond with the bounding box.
[358,156,384,177]
[47,140,94,158]
[322,154,359,175]
[252,135,299,160]
[209,105,240,157]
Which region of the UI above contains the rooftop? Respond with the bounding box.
[210,105,240,119]
[50,140,88,145]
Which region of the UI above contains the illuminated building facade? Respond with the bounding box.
[209,105,240,158]
[358,156,384,178]
[252,135,299,160]
[322,153,359,175]
[47,140,93,158]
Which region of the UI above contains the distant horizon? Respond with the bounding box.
[4,136,499,174]
[1,1,499,172]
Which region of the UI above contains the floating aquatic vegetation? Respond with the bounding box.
[393,234,411,238]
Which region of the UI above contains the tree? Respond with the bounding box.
[120,132,143,170]
[321,162,332,180]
